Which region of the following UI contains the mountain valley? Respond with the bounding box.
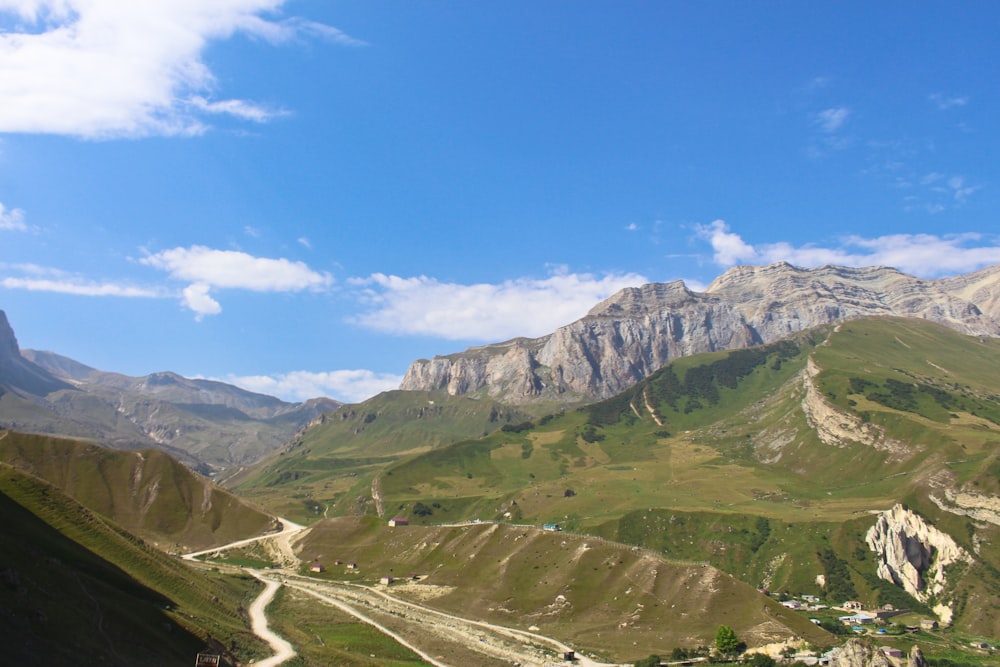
[2,262,1000,666]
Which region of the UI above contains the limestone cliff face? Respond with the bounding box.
[401,263,1000,404]
[866,504,971,623]
[828,639,893,667]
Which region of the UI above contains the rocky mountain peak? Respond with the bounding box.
[0,310,20,359]
[401,262,1000,404]
[587,280,701,318]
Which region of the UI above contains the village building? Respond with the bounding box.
[388,517,409,527]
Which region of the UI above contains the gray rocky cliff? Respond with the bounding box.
[866,504,971,624]
[401,262,1000,404]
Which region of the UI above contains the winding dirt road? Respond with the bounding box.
[246,574,296,667]
[184,517,623,667]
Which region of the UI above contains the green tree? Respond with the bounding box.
[715,624,741,657]
[633,655,661,667]
[744,654,776,667]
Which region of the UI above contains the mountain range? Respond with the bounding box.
[0,310,339,473]
[401,262,1000,404]
[3,262,1000,663]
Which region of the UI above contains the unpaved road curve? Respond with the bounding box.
[183,517,622,667]
[246,573,296,667]
[182,518,307,666]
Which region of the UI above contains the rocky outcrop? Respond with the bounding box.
[800,357,908,458]
[0,310,72,397]
[866,504,971,622]
[827,638,893,667]
[401,263,1000,404]
[908,646,928,667]
[929,487,1000,527]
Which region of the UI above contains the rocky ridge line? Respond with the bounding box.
[401,262,1000,404]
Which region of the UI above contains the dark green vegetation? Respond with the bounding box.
[231,390,534,523]
[0,431,274,551]
[368,319,1000,641]
[0,461,265,666]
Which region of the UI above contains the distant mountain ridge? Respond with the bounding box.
[401,262,1000,403]
[0,310,340,472]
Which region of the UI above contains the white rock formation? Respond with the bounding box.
[866,504,971,622]
[828,638,894,667]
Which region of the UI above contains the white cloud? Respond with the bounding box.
[815,107,850,133]
[0,1,363,138]
[695,220,1000,278]
[929,93,969,110]
[625,222,639,231]
[349,268,648,341]
[223,369,402,403]
[0,202,28,231]
[189,96,286,123]
[141,245,333,317]
[1,275,163,297]
[181,282,221,319]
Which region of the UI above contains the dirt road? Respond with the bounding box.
[265,572,622,667]
[184,517,624,667]
[246,573,297,667]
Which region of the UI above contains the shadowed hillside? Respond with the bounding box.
[0,463,265,666]
[0,431,276,551]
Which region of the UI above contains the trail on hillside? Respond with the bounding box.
[246,574,296,667]
[265,572,621,667]
[183,517,307,666]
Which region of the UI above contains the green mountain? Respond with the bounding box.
[0,431,275,552]
[0,462,265,666]
[371,318,1000,638]
[230,389,534,523]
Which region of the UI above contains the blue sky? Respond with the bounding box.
[2,1,999,403]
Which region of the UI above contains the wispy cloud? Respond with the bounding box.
[348,267,648,341]
[929,93,969,110]
[0,203,28,231]
[222,369,402,403]
[0,1,364,138]
[814,107,851,133]
[695,220,1000,278]
[140,245,333,318]
[0,261,165,297]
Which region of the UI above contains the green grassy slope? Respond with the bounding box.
[294,516,832,660]
[230,390,533,523]
[0,463,265,666]
[0,431,275,551]
[371,319,1000,639]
